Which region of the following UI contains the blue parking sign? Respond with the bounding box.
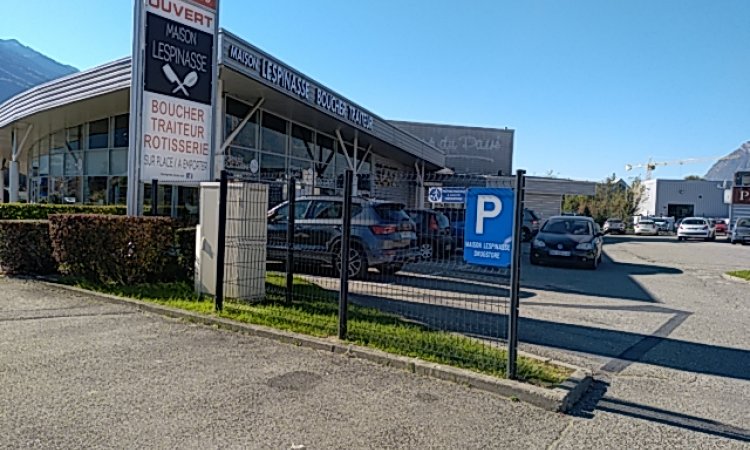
[463,188,515,267]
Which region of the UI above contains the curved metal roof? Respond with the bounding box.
[0,58,131,129]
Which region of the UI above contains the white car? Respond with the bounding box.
[634,220,658,236]
[677,217,716,241]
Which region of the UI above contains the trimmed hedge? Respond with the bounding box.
[0,220,56,275]
[49,214,175,284]
[0,203,126,220]
[174,227,196,281]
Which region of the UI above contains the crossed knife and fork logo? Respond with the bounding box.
[161,63,199,97]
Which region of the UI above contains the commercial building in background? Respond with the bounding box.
[0,30,442,214]
[637,179,729,220]
[0,27,594,218]
[390,121,514,176]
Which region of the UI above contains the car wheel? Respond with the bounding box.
[677,236,684,241]
[521,228,532,242]
[588,256,599,270]
[333,244,367,279]
[419,242,434,260]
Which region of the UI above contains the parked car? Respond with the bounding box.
[603,218,626,234]
[713,218,728,235]
[267,196,419,278]
[729,217,750,244]
[523,208,541,242]
[676,217,716,241]
[530,216,604,269]
[652,218,672,233]
[435,208,465,248]
[405,209,455,260]
[634,219,658,236]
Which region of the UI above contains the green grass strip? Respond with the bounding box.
[727,270,750,281]
[71,275,570,387]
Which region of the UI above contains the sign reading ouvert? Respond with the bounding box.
[128,0,219,214]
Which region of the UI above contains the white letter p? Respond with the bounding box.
[476,195,502,234]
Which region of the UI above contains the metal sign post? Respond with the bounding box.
[507,169,526,380]
[338,169,354,340]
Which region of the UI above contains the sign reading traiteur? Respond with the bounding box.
[138,0,218,182]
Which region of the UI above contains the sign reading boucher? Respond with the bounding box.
[135,0,218,183]
[463,188,514,267]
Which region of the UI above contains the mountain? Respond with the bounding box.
[705,141,750,182]
[0,39,77,104]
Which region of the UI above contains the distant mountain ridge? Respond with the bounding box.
[705,141,750,181]
[0,38,77,104]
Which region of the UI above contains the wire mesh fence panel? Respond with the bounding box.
[216,169,523,376]
[332,172,518,374]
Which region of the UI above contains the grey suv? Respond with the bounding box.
[267,196,419,278]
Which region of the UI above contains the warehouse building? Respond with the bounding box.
[637,179,729,219]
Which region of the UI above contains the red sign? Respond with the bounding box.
[733,187,750,204]
[188,0,217,11]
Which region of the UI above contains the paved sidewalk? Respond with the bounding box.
[1,277,747,448]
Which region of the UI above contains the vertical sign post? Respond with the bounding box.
[507,170,525,380]
[128,0,220,216]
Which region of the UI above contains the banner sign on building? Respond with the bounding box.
[133,0,219,184]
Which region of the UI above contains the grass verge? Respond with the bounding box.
[69,275,571,387]
[726,270,750,281]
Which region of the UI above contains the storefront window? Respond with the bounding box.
[51,131,65,153]
[66,126,82,150]
[86,149,109,175]
[314,134,336,193]
[260,153,286,182]
[109,177,127,205]
[85,177,108,204]
[65,152,83,176]
[291,124,314,160]
[110,148,128,175]
[289,157,315,195]
[225,97,258,149]
[261,112,287,156]
[226,146,258,173]
[50,153,64,176]
[114,114,129,148]
[88,118,109,149]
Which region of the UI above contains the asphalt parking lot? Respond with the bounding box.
[1,235,748,447]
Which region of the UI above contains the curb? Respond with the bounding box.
[38,280,593,413]
[722,273,750,284]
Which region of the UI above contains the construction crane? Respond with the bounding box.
[624,156,721,180]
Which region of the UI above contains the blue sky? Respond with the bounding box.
[2,0,748,181]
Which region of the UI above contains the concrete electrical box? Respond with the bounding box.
[195,182,268,301]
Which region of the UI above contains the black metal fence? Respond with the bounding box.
[215,168,526,378]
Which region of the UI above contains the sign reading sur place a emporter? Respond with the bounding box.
[138,0,218,183]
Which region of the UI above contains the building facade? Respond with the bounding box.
[638,179,729,219]
[390,120,514,176]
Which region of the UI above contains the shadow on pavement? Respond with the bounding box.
[350,294,749,382]
[572,380,750,442]
[521,254,682,303]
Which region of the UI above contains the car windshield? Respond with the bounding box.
[737,219,750,227]
[542,219,592,235]
[607,219,622,223]
[639,221,654,225]
[682,219,705,225]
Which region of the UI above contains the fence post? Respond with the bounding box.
[151,179,159,216]
[507,169,526,379]
[338,169,354,340]
[285,177,296,305]
[215,170,229,312]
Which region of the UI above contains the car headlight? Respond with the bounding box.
[576,242,595,251]
[533,239,546,248]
